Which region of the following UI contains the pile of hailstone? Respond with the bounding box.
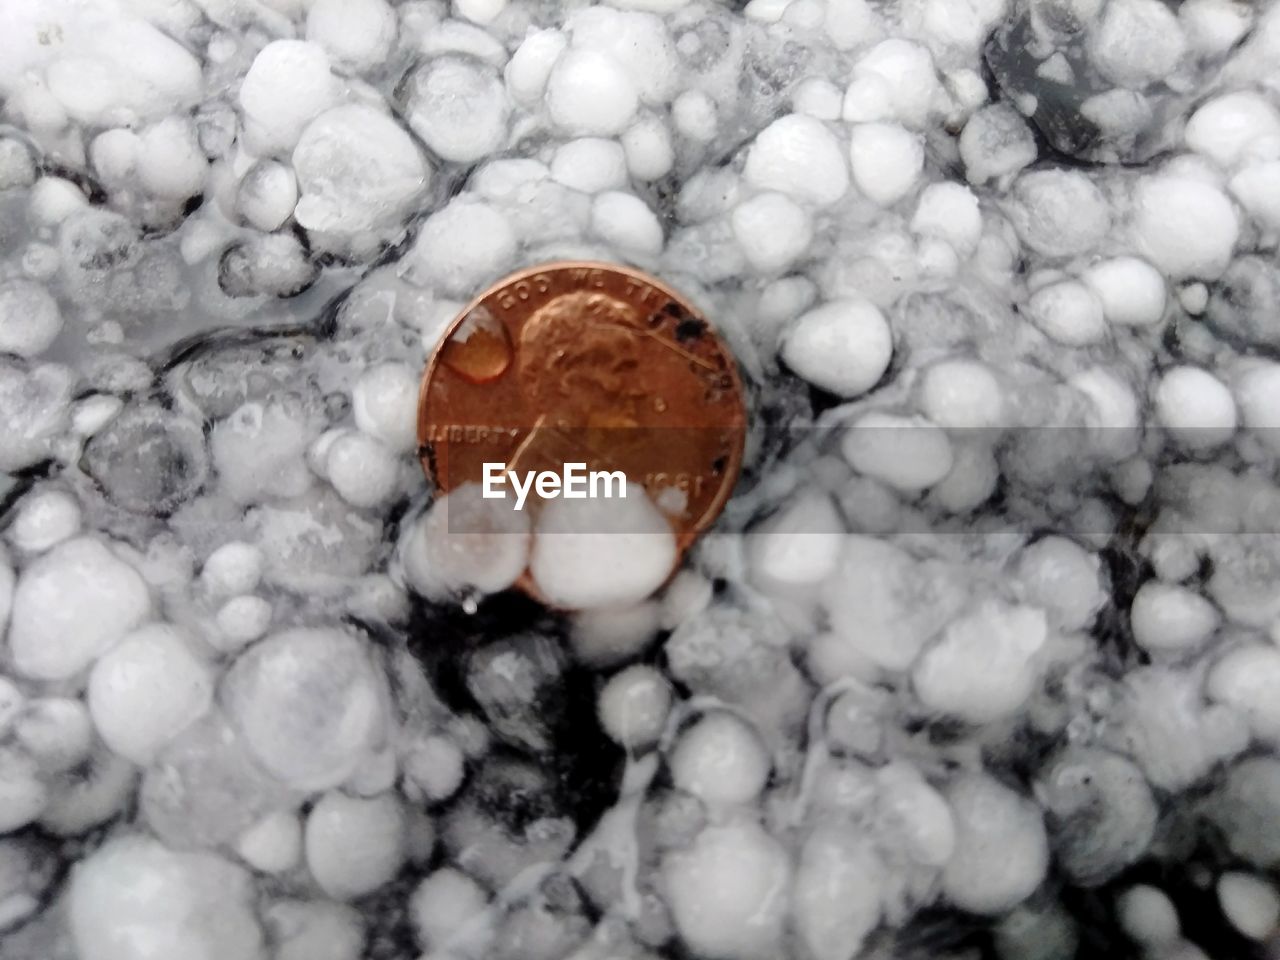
[3,0,1280,958]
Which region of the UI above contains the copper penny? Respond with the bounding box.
[417,261,747,595]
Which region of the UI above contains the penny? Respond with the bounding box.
[417,261,747,598]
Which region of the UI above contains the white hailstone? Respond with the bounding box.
[942,774,1049,915]
[1234,363,1280,454]
[8,537,151,681]
[1185,93,1280,169]
[14,697,93,773]
[0,547,11,636]
[410,868,490,954]
[1089,0,1187,89]
[931,442,1000,512]
[1072,367,1141,461]
[842,412,953,493]
[1207,645,1280,744]
[22,242,61,283]
[69,835,263,960]
[456,0,508,24]
[792,824,882,960]
[591,191,664,255]
[399,483,531,599]
[89,128,141,185]
[848,122,923,206]
[404,57,509,164]
[551,138,628,193]
[780,298,892,398]
[1130,582,1219,655]
[1179,0,1252,56]
[1155,366,1237,450]
[569,601,661,666]
[306,0,398,72]
[1026,280,1108,346]
[670,711,770,805]
[844,39,938,128]
[405,199,517,297]
[914,600,1047,723]
[1218,873,1280,941]
[0,747,46,832]
[0,138,37,190]
[352,363,419,454]
[747,490,845,601]
[27,178,87,228]
[404,735,466,801]
[910,182,983,257]
[546,50,639,136]
[326,432,400,510]
[236,810,303,873]
[239,41,339,155]
[222,628,386,791]
[1016,536,1105,631]
[1180,282,1209,315]
[1133,176,1239,279]
[1116,885,1181,948]
[529,483,676,610]
[622,114,675,181]
[136,117,206,200]
[662,820,791,959]
[0,279,62,359]
[731,192,813,272]
[0,675,21,734]
[504,29,568,108]
[959,104,1038,185]
[305,792,405,901]
[8,489,80,553]
[918,358,1005,429]
[212,401,316,505]
[87,624,213,765]
[743,114,849,207]
[1082,257,1167,327]
[418,20,507,64]
[237,161,298,233]
[1010,170,1111,258]
[201,541,264,597]
[216,596,274,649]
[672,90,718,143]
[293,105,428,235]
[792,78,844,120]
[567,6,680,106]
[1229,161,1280,232]
[598,664,671,749]
[268,901,365,960]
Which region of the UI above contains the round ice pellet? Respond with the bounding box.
[942,774,1049,915]
[598,664,671,749]
[731,192,813,272]
[1016,536,1105,631]
[0,280,62,359]
[546,50,638,136]
[743,113,849,207]
[1218,872,1280,941]
[305,791,405,900]
[841,412,953,493]
[403,57,509,164]
[410,868,489,953]
[1134,176,1239,280]
[8,489,80,553]
[504,29,567,108]
[405,199,516,297]
[1155,366,1237,450]
[14,697,92,773]
[326,432,400,509]
[404,735,466,802]
[136,117,206,200]
[672,90,717,142]
[591,191,663,255]
[1083,257,1167,327]
[919,358,1005,429]
[1234,363,1280,454]
[1026,280,1108,346]
[621,114,674,181]
[670,710,770,805]
[235,809,303,874]
[1130,581,1219,655]
[237,160,298,233]
[201,541,263,597]
[352,363,419,454]
[551,138,627,194]
[849,122,923,206]
[216,595,273,649]
[911,182,983,257]
[780,298,892,398]
[1116,885,1181,948]
[305,0,397,73]
[239,41,338,154]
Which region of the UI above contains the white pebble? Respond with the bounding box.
[239,41,338,155]
[1082,256,1167,327]
[1155,366,1237,450]
[352,363,419,454]
[201,541,263,597]
[236,810,303,874]
[410,868,489,954]
[1218,872,1280,941]
[1026,280,1108,346]
[8,537,151,681]
[1130,581,1219,655]
[1133,176,1239,279]
[405,199,517,297]
[551,138,628,193]
[546,50,639,136]
[622,115,675,181]
[326,432,400,509]
[216,596,273,649]
[731,192,813,272]
[743,114,849,207]
[8,489,80,553]
[504,29,567,108]
[399,483,531,599]
[1116,885,1181,948]
[842,412,953,493]
[942,774,1049,914]
[529,483,676,610]
[910,182,983,257]
[918,358,1005,429]
[592,191,664,255]
[404,57,509,164]
[849,122,923,206]
[88,624,213,765]
[780,298,892,398]
[598,664,671,749]
[14,697,93,773]
[306,0,398,72]
[305,792,405,900]
[670,711,770,805]
[237,161,298,233]
[1207,645,1280,744]
[1017,536,1105,631]
[136,117,206,200]
[0,280,62,359]
[404,736,466,802]
[672,90,718,143]
[1186,92,1280,169]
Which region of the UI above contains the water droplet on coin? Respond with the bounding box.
[439,307,512,383]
